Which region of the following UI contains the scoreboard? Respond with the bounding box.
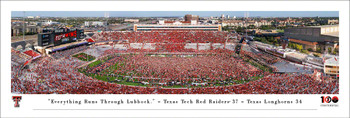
[53,30,77,45]
[77,29,85,39]
[37,28,85,46]
[37,33,52,46]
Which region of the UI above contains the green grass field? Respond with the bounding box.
[73,53,96,61]
[78,54,266,88]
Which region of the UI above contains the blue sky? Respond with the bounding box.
[11,11,339,17]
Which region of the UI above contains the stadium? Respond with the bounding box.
[11,25,339,94]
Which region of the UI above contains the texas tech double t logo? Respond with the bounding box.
[12,96,22,107]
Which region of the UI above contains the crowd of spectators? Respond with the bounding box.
[11,49,31,78]
[11,56,339,94]
[85,50,264,86]
[92,31,230,43]
[51,46,89,59]
[10,30,339,94]
[231,73,339,94]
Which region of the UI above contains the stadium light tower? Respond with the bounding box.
[243,12,249,40]
[22,11,25,43]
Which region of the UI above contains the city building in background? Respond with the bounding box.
[318,19,339,25]
[11,24,41,36]
[221,20,272,27]
[184,14,199,22]
[40,20,60,26]
[133,24,222,31]
[221,14,225,19]
[124,19,139,23]
[84,21,108,27]
[284,25,339,52]
[158,19,197,25]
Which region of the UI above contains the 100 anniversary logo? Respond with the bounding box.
[320,96,338,107]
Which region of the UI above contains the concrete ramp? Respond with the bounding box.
[225,43,236,51]
[198,43,211,50]
[212,43,224,49]
[130,43,143,49]
[143,43,156,50]
[184,43,197,50]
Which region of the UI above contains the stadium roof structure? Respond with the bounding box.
[322,32,339,37]
[324,56,339,66]
[46,41,88,53]
[311,25,339,37]
[285,52,308,60]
